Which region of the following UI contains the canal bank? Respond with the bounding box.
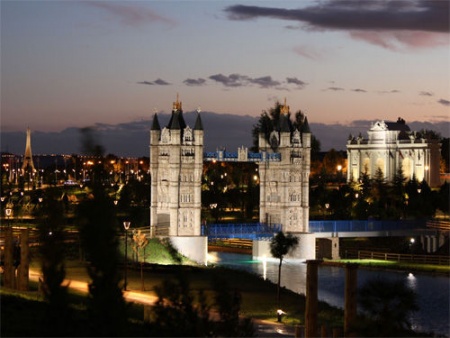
[209,251,450,337]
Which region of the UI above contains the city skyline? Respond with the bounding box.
[1,1,449,135]
[1,113,448,157]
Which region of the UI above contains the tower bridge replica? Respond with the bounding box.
[150,96,315,264]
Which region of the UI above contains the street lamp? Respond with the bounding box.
[5,206,12,227]
[123,221,131,290]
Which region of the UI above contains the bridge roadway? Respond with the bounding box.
[202,220,438,240]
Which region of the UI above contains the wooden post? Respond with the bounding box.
[332,327,342,338]
[3,227,15,288]
[305,260,321,337]
[17,228,29,291]
[143,305,152,323]
[344,263,358,336]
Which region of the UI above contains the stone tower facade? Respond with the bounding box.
[258,101,311,233]
[150,96,204,237]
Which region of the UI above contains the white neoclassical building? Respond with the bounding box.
[346,119,441,187]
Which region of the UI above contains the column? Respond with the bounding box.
[17,229,29,291]
[344,263,358,336]
[305,260,321,337]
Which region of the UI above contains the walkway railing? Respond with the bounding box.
[309,219,427,233]
[346,250,450,266]
[202,223,282,240]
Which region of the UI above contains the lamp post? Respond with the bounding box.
[5,206,12,228]
[123,221,131,290]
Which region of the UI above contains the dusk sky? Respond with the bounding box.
[1,0,449,136]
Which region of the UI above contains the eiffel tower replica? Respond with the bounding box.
[22,127,35,172]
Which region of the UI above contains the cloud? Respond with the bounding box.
[378,89,400,94]
[209,73,249,87]
[250,76,280,88]
[154,78,170,85]
[183,78,206,86]
[419,91,434,96]
[286,77,307,89]
[352,89,367,93]
[225,1,449,50]
[438,99,450,106]
[326,87,345,91]
[293,45,323,60]
[209,73,303,89]
[85,1,175,27]
[137,79,170,86]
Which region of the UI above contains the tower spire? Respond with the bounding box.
[22,127,35,171]
[280,97,289,115]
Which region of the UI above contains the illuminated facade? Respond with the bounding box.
[346,119,441,187]
[149,96,204,237]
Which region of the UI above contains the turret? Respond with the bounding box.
[301,116,311,148]
[150,113,161,145]
[279,99,291,147]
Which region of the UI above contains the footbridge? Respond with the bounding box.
[202,219,431,240]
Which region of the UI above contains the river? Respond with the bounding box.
[208,251,449,337]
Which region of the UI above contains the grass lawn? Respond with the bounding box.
[2,257,345,336]
[325,259,450,275]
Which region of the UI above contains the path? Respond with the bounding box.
[28,265,296,337]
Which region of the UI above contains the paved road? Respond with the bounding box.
[29,265,297,337]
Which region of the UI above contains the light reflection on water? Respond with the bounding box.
[210,251,449,337]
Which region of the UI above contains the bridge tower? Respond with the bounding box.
[150,95,204,238]
[258,100,311,233]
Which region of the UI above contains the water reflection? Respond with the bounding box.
[210,252,449,337]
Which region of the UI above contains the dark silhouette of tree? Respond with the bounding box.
[251,101,320,156]
[213,274,255,337]
[437,182,449,213]
[270,232,299,309]
[391,166,407,219]
[356,278,419,337]
[76,131,128,336]
[441,138,449,173]
[329,185,353,219]
[148,273,254,337]
[38,191,72,336]
[149,274,209,337]
[77,184,128,336]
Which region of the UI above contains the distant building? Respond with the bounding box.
[346,118,441,187]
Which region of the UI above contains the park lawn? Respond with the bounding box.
[15,259,345,331]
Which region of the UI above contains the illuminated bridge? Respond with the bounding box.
[202,220,430,240]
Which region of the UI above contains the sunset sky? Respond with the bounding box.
[2,0,449,134]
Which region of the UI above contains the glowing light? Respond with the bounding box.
[262,255,267,280]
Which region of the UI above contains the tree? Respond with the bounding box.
[251,101,320,156]
[38,191,72,336]
[270,232,299,311]
[132,229,149,291]
[148,273,255,337]
[76,131,128,336]
[356,278,419,336]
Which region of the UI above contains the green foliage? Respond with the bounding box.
[270,232,299,260]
